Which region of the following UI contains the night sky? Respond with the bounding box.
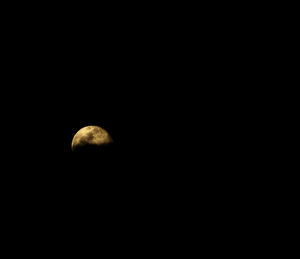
[3,11,238,194]
[4,13,191,212]
[1,5,256,253]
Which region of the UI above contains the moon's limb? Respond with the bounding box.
[71,126,113,151]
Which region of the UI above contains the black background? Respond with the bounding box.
[1,4,265,254]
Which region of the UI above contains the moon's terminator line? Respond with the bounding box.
[71,125,113,151]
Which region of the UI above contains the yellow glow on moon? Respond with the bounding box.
[71,126,113,151]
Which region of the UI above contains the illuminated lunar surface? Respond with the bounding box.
[71,126,113,151]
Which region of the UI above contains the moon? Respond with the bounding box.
[71,126,113,152]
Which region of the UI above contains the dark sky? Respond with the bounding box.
[3,10,190,191]
[2,9,242,183]
[1,4,252,174]
[1,6,258,252]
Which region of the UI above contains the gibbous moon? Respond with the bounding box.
[71,126,113,152]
